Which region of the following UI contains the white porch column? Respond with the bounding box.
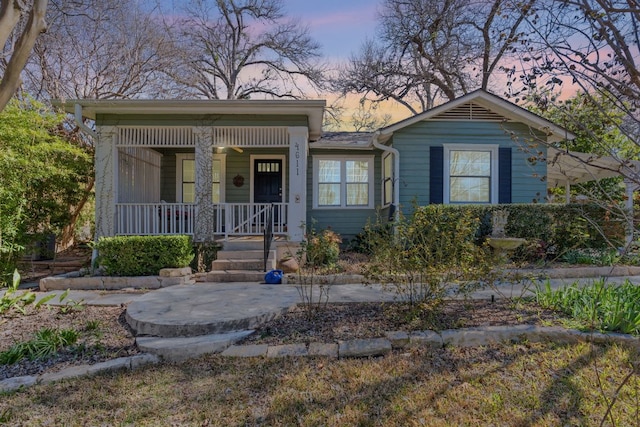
[94,126,118,240]
[194,127,214,242]
[288,127,309,241]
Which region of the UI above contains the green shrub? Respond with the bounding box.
[362,205,492,306]
[303,227,342,267]
[95,235,194,276]
[561,248,620,266]
[349,219,393,254]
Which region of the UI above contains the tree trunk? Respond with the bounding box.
[0,0,48,112]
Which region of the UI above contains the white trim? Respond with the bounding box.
[312,155,375,209]
[176,152,226,203]
[382,152,393,207]
[443,144,499,204]
[58,99,326,141]
[175,153,193,203]
[250,154,287,203]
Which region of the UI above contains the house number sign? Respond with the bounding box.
[294,142,300,176]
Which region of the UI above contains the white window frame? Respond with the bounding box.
[382,153,393,207]
[312,155,375,209]
[176,153,226,203]
[443,144,498,204]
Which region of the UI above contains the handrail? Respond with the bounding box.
[263,203,274,272]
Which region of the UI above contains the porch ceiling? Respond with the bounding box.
[56,99,327,141]
[546,147,640,187]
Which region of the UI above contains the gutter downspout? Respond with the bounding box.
[74,103,97,139]
[372,131,400,223]
[73,103,98,266]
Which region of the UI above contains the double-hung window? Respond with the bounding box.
[443,144,498,204]
[313,156,374,208]
[176,153,225,203]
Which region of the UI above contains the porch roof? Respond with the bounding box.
[546,147,640,187]
[56,99,327,141]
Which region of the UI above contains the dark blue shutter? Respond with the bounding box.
[430,146,444,204]
[498,147,512,203]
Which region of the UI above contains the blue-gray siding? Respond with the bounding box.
[391,120,548,208]
[306,149,382,241]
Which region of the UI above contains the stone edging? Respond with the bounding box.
[3,325,637,393]
[284,266,640,285]
[39,267,194,291]
[221,325,640,358]
[0,354,160,393]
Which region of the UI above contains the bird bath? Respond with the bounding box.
[487,210,526,258]
[487,237,526,251]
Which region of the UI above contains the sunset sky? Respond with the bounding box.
[283,0,414,126]
[284,0,379,62]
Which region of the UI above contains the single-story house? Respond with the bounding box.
[59,90,640,247]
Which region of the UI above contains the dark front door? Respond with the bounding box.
[254,159,282,203]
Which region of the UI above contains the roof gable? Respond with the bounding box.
[430,101,508,122]
[378,90,575,143]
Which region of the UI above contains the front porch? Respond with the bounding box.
[95,124,313,242]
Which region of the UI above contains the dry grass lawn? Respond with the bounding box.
[1,341,638,426]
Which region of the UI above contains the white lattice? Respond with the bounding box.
[212,127,289,147]
[117,127,196,147]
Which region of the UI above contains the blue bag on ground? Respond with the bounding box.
[264,269,283,284]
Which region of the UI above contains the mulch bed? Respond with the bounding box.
[0,306,138,380]
[240,299,568,345]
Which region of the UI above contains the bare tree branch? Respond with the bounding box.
[163,0,326,100]
[333,0,536,114]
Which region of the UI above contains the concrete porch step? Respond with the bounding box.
[217,249,275,260]
[220,239,266,251]
[200,270,269,283]
[212,258,275,271]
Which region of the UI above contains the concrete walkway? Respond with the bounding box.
[4,273,640,361]
[11,274,640,332]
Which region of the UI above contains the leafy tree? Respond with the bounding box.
[0,97,92,284]
[162,0,326,99]
[529,90,637,203]
[0,0,48,112]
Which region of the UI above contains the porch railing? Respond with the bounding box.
[223,203,288,238]
[116,203,196,235]
[115,202,287,238]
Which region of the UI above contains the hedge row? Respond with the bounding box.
[414,203,626,254]
[95,235,194,276]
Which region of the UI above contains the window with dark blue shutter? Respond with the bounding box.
[430,146,444,204]
[498,147,512,203]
